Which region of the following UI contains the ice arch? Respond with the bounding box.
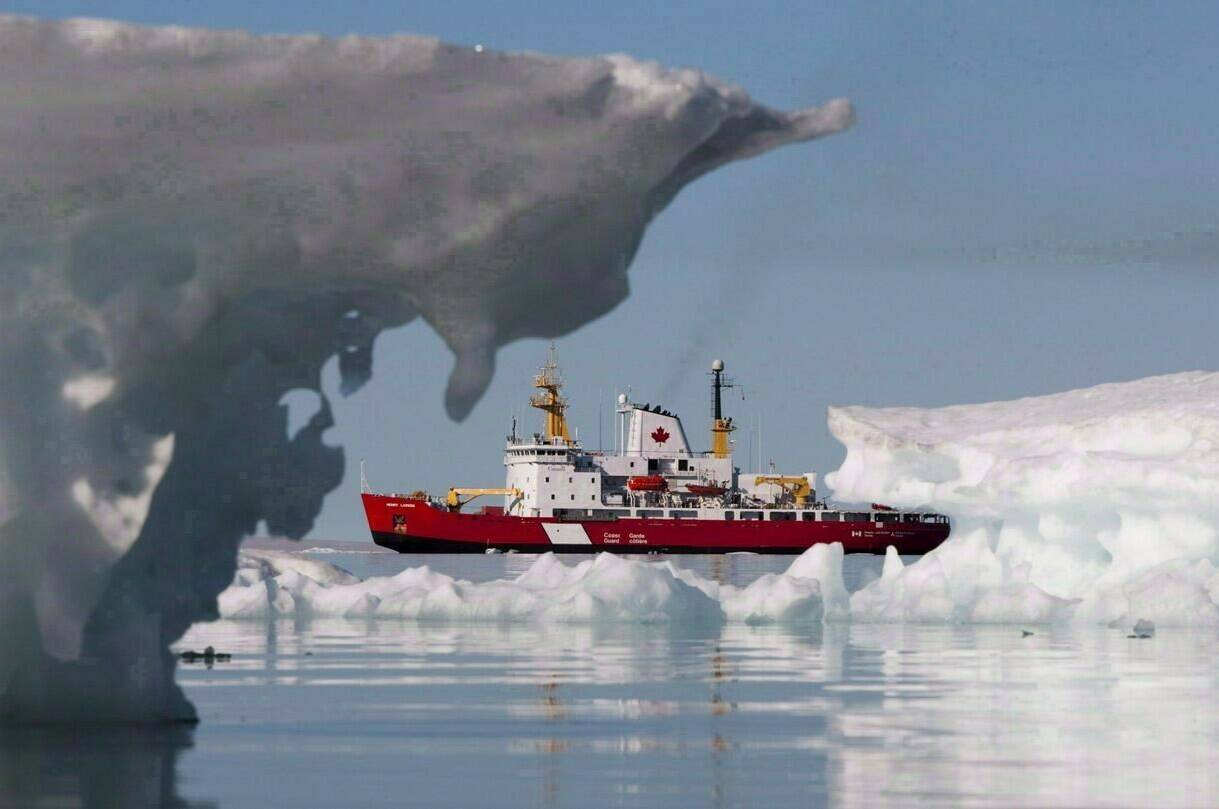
[0,15,852,721]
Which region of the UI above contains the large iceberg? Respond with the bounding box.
[0,15,852,723]
[827,371,1219,626]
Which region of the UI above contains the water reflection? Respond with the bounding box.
[0,725,212,809]
[11,546,1219,808]
[169,618,1219,808]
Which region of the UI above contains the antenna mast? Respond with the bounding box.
[528,343,570,442]
[709,359,736,459]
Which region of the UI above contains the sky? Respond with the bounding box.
[12,1,1219,540]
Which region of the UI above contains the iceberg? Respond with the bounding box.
[827,371,1219,625]
[0,14,852,723]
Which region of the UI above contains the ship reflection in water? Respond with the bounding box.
[6,552,1219,808]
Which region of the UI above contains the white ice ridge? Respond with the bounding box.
[221,547,850,625]
[827,371,1219,626]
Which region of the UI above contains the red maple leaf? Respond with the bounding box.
[651,426,670,444]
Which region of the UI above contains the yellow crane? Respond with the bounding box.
[446,487,522,512]
[753,475,813,508]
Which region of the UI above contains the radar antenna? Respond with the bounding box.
[709,359,736,459]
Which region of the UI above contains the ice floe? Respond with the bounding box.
[217,547,850,625]
[220,550,721,624]
[828,371,1219,626]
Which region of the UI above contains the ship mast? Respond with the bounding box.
[529,344,571,442]
[710,359,735,459]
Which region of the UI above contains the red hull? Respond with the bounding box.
[362,494,949,555]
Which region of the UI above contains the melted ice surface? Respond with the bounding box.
[827,371,1219,625]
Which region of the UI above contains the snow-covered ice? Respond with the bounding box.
[218,547,850,625]
[828,371,1219,625]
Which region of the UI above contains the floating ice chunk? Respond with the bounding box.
[216,579,294,619]
[1131,619,1156,638]
[240,549,359,586]
[829,371,1219,625]
[533,553,722,625]
[218,551,724,625]
[513,552,594,591]
[851,549,957,623]
[214,548,867,626]
[716,542,851,624]
[721,574,824,625]
[784,542,851,618]
[881,546,904,581]
[657,561,722,601]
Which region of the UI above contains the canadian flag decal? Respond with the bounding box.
[651,426,670,444]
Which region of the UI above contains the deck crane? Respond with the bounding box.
[753,475,814,508]
[446,487,522,512]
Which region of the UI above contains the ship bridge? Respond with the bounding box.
[494,352,815,519]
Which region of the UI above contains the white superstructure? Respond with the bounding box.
[499,350,813,519]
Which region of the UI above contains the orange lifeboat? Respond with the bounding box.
[627,475,668,492]
[686,483,727,496]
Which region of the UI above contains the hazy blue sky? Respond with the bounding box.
[15,2,1219,539]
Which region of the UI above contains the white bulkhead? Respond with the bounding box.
[503,404,737,518]
[497,353,814,518]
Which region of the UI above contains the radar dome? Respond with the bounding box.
[711,359,725,372]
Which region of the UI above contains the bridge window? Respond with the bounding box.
[637,509,662,518]
[671,510,697,519]
[844,512,869,522]
[724,512,734,521]
[819,512,839,522]
[740,511,762,521]
[770,512,795,521]
[678,459,689,471]
[802,512,817,521]
[876,512,898,523]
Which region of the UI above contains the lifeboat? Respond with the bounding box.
[627,475,668,492]
[686,483,727,496]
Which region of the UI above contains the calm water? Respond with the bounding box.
[5,547,1219,808]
